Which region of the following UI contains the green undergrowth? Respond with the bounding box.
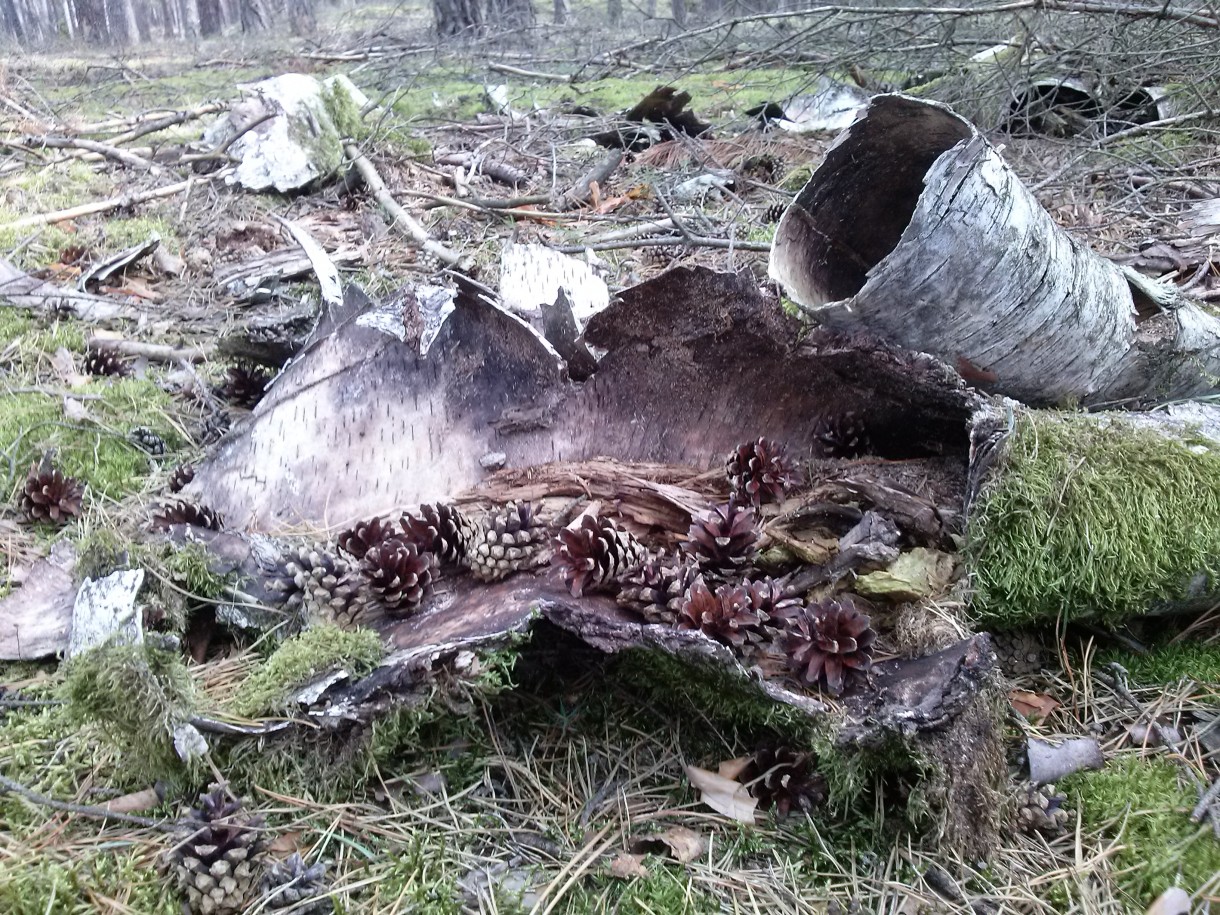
[1098,640,1220,687]
[968,411,1220,627]
[230,624,385,717]
[1059,755,1220,906]
[0,839,177,915]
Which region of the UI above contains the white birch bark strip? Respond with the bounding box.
[770,94,1220,407]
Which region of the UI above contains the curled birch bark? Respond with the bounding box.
[769,94,1220,407]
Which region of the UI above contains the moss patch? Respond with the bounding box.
[1099,641,1220,686]
[230,624,384,717]
[1060,756,1220,905]
[968,411,1220,626]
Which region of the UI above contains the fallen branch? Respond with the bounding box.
[12,135,159,172]
[554,150,623,212]
[343,143,465,268]
[0,772,174,831]
[87,337,212,363]
[0,171,227,231]
[487,61,574,82]
[105,102,227,146]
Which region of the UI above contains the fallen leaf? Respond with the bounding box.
[607,853,649,880]
[106,276,164,302]
[62,397,94,423]
[1146,887,1191,915]
[685,764,757,824]
[1010,689,1060,724]
[717,756,751,781]
[628,826,706,863]
[589,180,602,209]
[50,347,86,386]
[266,830,305,855]
[104,784,165,813]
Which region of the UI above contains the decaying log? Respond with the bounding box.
[770,94,1220,408]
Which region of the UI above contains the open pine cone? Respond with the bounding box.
[337,515,397,561]
[151,500,224,531]
[400,502,477,565]
[468,501,550,581]
[812,411,870,458]
[83,345,131,378]
[738,746,828,818]
[260,852,330,913]
[164,787,267,915]
[218,364,271,409]
[270,544,366,624]
[726,437,797,507]
[684,500,760,573]
[784,599,876,695]
[616,552,701,625]
[19,465,84,524]
[677,578,769,653]
[742,577,803,635]
[554,514,646,597]
[1014,782,1070,837]
[360,539,435,614]
[168,463,196,493]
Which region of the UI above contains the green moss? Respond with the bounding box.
[231,624,385,717]
[0,846,177,915]
[1098,642,1220,686]
[968,411,1220,626]
[62,642,198,784]
[322,77,364,139]
[781,165,815,192]
[1061,756,1220,905]
[0,374,182,502]
[559,864,721,914]
[103,216,179,253]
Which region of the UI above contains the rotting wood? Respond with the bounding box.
[0,257,142,323]
[86,337,212,364]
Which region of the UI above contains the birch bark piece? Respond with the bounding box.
[67,569,145,657]
[769,94,1220,407]
[0,541,77,660]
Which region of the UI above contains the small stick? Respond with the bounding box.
[105,102,227,146]
[344,142,465,268]
[0,173,225,231]
[0,772,174,831]
[179,110,277,164]
[88,337,212,363]
[1190,776,1220,824]
[14,135,159,172]
[488,62,574,82]
[554,150,623,212]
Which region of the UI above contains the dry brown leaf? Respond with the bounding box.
[266,830,305,855]
[717,756,752,781]
[628,826,707,864]
[607,853,650,880]
[684,764,757,824]
[103,785,164,814]
[1010,689,1060,724]
[50,347,86,387]
[107,276,163,302]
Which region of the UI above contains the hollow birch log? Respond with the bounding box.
[769,94,1220,408]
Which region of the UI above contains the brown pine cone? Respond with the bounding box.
[19,464,84,524]
[677,577,769,654]
[742,577,803,636]
[360,539,434,614]
[812,411,870,458]
[783,598,876,696]
[83,346,131,378]
[217,364,271,409]
[468,501,550,582]
[336,516,397,561]
[616,552,701,625]
[1014,782,1070,837]
[270,544,366,625]
[163,787,267,915]
[554,514,646,597]
[259,852,330,912]
[168,464,195,493]
[684,500,760,573]
[738,746,827,818]
[151,500,224,532]
[400,502,478,565]
[726,437,797,507]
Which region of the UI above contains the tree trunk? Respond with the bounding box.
[606,0,619,23]
[770,93,1220,408]
[286,0,313,33]
[670,0,684,27]
[552,0,565,23]
[432,0,479,35]
[238,0,266,30]
[484,0,533,30]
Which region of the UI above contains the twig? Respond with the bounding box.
[488,61,574,82]
[0,772,175,831]
[343,143,465,268]
[105,102,227,146]
[1189,775,1220,825]
[399,189,582,219]
[12,135,159,172]
[0,172,227,231]
[87,337,212,364]
[179,111,277,164]
[554,150,623,212]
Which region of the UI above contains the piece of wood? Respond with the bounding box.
[770,94,1220,407]
[0,542,77,660]
[0,257,138,322]
[0,173,222,232]
[15,134,159,171]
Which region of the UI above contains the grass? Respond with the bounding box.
[968,410,1220,627]
[1100,641,1220,686]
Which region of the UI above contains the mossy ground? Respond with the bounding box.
[968,410,1220,627]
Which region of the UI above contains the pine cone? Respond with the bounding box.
[201,410,232,444]
[726,437,797,507]
[812,411,869,458]
[400,503,477,565]
[360,539,434,614]
[554,514,646,597]
[642,243,680,267]
[19,465,84,524]
[741,153,783,184]
[469,501,550,582]
[1014,782,1070,837]
[784,598,876,696]
[684,500,760,573]
[152,500,224,532]
[270,544,366,624]
[738,746,827,818]
[677,578,769,653]
[742,577,803,635]
[337,516,397,561]
[616,553,701,625]
[218,364,271,409]
[260,852,330,913]
[83,346,131,378]
[762,201,787,223]
[164,787,266,915]
[169,464,195,493]
[991,628,1048,678]
[129,425,166,455]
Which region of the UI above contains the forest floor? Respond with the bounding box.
[2,4,1220,914]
